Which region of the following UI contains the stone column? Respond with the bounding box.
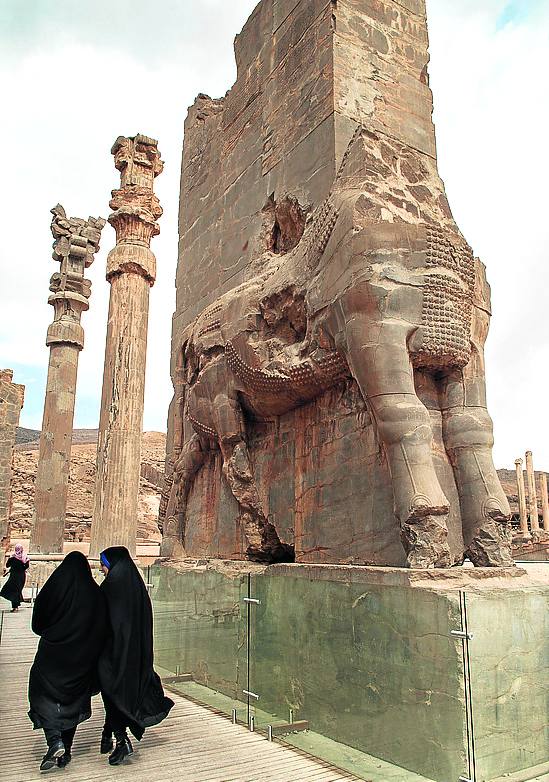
[90,134,163,557]
[525,451,540,533]
[0,370,25,552]
[514,458,529,537]
[540,473,549,533]
[31,206,105,553]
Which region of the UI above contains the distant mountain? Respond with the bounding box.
[16,428,99,449]
[16,427,41,445]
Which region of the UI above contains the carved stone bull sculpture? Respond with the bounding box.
[161,127,512,569]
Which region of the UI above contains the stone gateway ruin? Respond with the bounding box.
[161,0,512,568]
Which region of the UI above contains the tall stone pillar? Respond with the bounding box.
[31,206,105,553]
[540,473,549,533]
[525,451,540,533]
[90,134,163,557]
[514,458,529,537]
[0,370,25,551]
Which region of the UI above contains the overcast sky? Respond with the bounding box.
[0,0,547,470]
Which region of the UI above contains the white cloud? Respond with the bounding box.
[1,1,547,470]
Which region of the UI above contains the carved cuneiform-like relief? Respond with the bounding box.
[197,320,221,339]
[413,224,475,370]
[225,340,348,400]
[303,197,339,270]
[225,341,290,393]
[186,411,217,440]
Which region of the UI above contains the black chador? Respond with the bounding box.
[28,551,107,762]
[1,544,29,610]
[99,546,173,750]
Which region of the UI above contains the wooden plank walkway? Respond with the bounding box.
[0,606,357,782]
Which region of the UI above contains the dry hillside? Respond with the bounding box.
[11,431,166,545]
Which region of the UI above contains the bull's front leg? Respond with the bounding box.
[160,433,207,557]
[213,390,287,562]
[441,359,512,567]
[338,304,451,568]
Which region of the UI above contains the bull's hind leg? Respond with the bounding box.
[441,361,512,567]
[340,312,451,568]
[161,433,208,557]
[213,391,290,562]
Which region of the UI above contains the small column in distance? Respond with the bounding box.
[514,458,529,538]
[540,473,549,533]
[525,451,540,533]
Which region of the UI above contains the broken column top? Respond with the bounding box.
[107,133,164,285]
[50,204,105,270]
[47,205,105,349]
[111,134,164,189]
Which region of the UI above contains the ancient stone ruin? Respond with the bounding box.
[161,0,512,568]
[0,370,24,550]
[90,134,163,557]
[31,206,104,553]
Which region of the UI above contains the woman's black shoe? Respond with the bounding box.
[100,734,114,754]
[40,740,65,771]
[57,751,72,768]
[108,737,133,766]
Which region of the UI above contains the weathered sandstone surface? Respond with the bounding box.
[162,0,512,569]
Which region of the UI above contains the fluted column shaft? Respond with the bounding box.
[31,206,104,553]
[90,134,163,557]
[525,451,540,533]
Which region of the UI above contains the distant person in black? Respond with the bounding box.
[28,551,107,771]
[1,543,29,610]
[98,546,173,766]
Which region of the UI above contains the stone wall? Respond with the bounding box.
[168,0,438,558]
[182,381,464,565]
[172,0,434,354]
[0,370,24,548]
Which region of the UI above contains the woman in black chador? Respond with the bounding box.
[98,546,173,766]
[1,543,29,610]
[28,551,107,771]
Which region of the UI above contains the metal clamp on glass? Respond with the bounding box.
[243,689,260,699]
[451,630,473,641]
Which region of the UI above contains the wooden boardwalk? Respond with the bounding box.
[0,606,356,782]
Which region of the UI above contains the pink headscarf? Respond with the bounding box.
[14,544,29,564]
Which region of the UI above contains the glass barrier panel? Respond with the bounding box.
[150,565,248,723]
[249,571,468,782]
[466,579,549,782]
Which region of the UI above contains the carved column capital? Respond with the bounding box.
[106,134,163,284]
[47,205,105,349]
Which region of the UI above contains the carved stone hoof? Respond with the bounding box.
[482,496,511,523]
[408,495,450,519]
[401,513,451,569]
